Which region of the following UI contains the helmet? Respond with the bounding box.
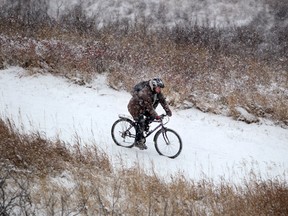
[150,78,165,89]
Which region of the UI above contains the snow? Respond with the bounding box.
[0,66,287,183]
[47,0,263,28]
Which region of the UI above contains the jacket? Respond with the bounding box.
[128,84,170,120]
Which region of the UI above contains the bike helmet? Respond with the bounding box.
[150,78,165,89]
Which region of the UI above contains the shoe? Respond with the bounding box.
[134,139,147,150]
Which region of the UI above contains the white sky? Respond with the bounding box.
[1,67,287,183]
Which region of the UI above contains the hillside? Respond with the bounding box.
[1,0,287,126]
[1,66,288,215]
[0,0,288,214]
[1,66,287,181]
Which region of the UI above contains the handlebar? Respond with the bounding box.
[153,114,168,122]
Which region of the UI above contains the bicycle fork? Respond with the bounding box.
[161,128,170,145]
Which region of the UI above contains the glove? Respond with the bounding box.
[155,115,161,120]
[166,108,172,117]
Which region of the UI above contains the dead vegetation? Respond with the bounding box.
[0,0,287,126]
[1,118,288,215]
[0,1,287,215]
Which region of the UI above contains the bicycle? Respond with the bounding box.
[111,114,182,159]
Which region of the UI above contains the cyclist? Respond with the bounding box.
[128,78,172,150]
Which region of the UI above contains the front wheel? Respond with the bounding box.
[154,128,182,159]
[111,118,136,148]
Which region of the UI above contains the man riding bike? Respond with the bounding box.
[127,78,172,150]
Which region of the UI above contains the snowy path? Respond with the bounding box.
[1,67,287,182]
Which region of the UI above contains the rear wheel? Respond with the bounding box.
[154,128,182,158]
[111,118,136,148]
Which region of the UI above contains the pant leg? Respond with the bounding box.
[143,114,154,131]
[135,115,145,142]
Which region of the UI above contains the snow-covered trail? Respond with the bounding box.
[1,67,287,182]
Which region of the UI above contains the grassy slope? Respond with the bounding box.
[1,29,287,126]
[0,1,288,214]
[0,1,287,126]
[1,118,288,215]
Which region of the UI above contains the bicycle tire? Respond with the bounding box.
[154,128,182,158]
[111,118,136,148]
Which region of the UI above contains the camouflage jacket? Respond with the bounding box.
[128,83,170,119]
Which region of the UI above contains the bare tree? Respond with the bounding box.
[0,162,34,215]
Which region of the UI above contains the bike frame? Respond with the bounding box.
[114,114,182,158]
[143,120,165,138]
[118,114,168,139]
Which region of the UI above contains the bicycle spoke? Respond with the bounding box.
[111,118,136,148]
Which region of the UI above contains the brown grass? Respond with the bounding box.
[103,34,287,125]
[1,0,288,126]
[1,3,288,214]
[1,117,288,215]
[1,21,287,125]
[0,118,111,177]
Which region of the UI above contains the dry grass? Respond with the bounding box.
[1,0,288,127]
[1,117,288,215]
[1,2,288,214]
[0,118,111,177]
[1,27,287,125]
[103,34,287,125]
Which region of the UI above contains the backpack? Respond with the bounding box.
[131,81,149,95]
